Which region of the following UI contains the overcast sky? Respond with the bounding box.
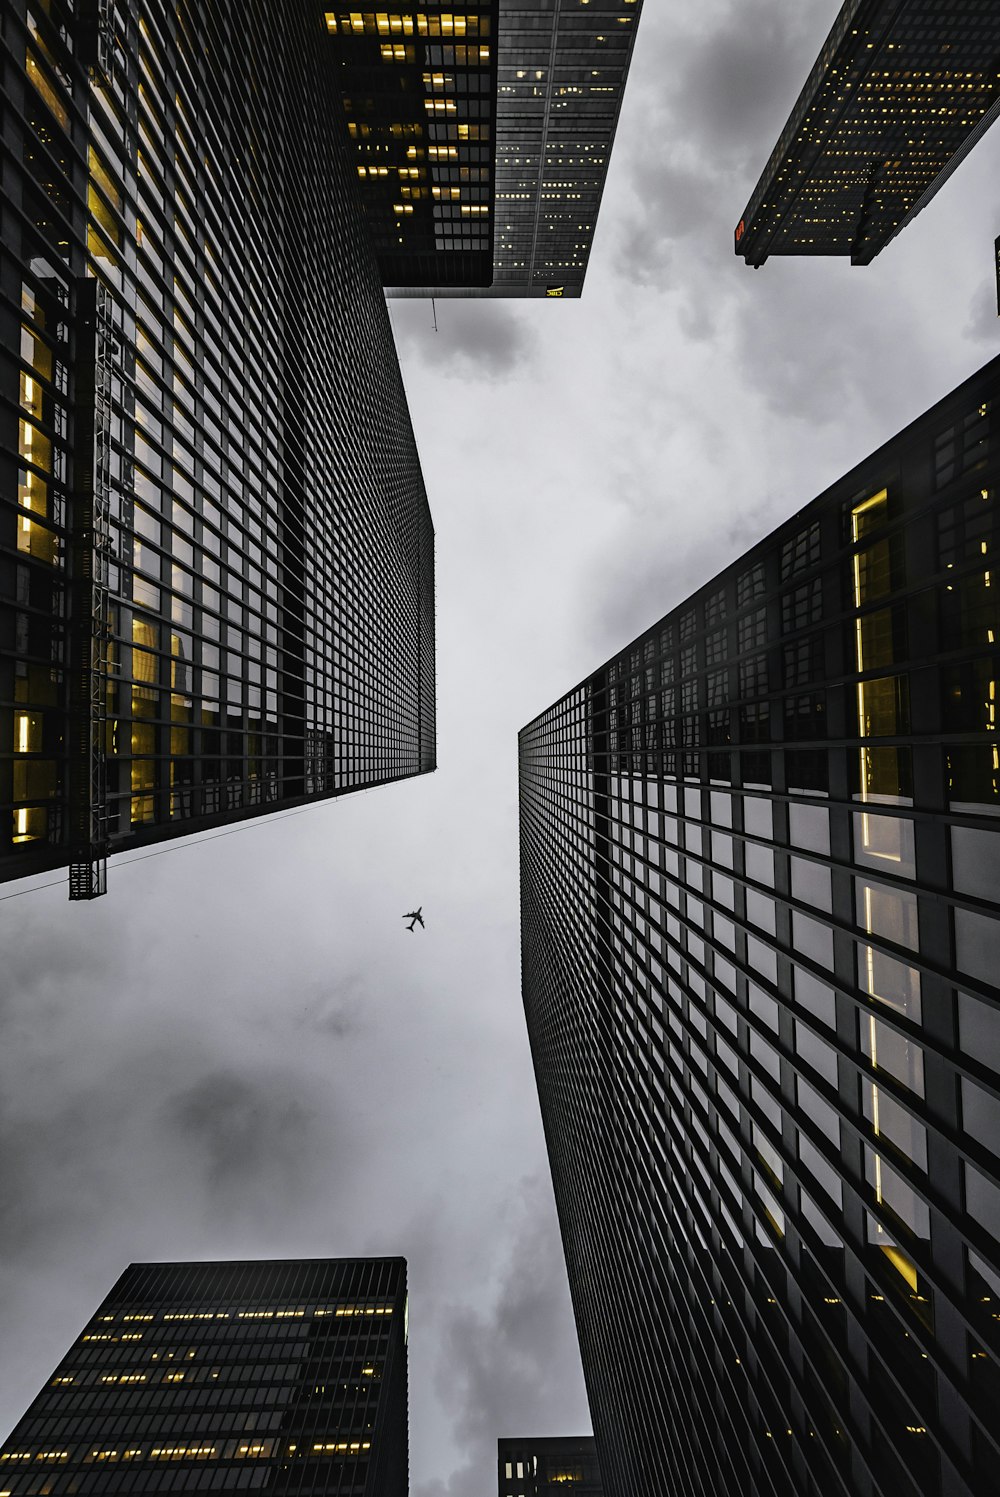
[2,2,1000,1493]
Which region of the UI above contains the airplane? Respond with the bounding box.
[402,907,424,932]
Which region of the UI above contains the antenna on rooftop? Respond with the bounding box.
[431,297,438,333]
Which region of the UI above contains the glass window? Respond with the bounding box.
[793,968,836,1028]
[746,934,777,985]
[864,1147,930,1238]
[961,1078,1000,1157]
[800,1189,843,1247]
[790,855,832,913]
[745,841,774,887]
[798,1131,843,1207]
[753,1121,783,1181]
[858,943,922,1021]
[746,889,776,935]
[866,1211,920,1292]
[743,796,773,838]
[797,1076,840,1145]
[860,1015,924,1095]
[788,801,830,854]
[958,993,1000,1076]
[737,563,766,608]
[750,1030,780,1082]
[749,983,779,1033]
[792,910,834,968]
[861,1081,927,1170]
[955,909,1000,988]
[711,831,733,869]
[751,1075,782,1130]
[710,790,732,827]
[713,914,735,952]
[951,826,1000,900]
[966,1163,1000,1239]
[795,1022,837,1088]
[857,878,919,950]
[853,810,915,877]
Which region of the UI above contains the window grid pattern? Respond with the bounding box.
[390,0,644,299]
[0,0,436,890]
[497,1435,603,1497]
[735,0,1000,266]
[326,3,499,289]
[0,1258,408,1497]
[519,359,1000,1497]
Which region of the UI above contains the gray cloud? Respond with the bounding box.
[965,276,1000,342]
[168,1069,324,1209]
[657,0,828,169]
[3,4,999,1493]
[412,1174,589,1497]
[613,0,833,280]
[391,300,537,381]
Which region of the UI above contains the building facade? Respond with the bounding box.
[0,1257,408,1497]
[325,2,499,290]
[388,0,644,298]
[520,357,1000,1497]
[735,0,1000,267]
[498,1435,602,1497]
[1,0,436,898]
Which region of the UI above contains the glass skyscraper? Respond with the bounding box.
[1,0,435,898]
[735,0,1000,267]
[386,0,644,299]
[498,1436,603,1497]
[520,358,1000,1497]
[325,3,499,290]
[0,1258,408,1497]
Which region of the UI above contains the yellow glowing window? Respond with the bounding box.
[12,805,47,844]
[25,48,68,127]
[150,1447,217,1460]
[18,418,51,473]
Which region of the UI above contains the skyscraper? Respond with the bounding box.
[1,0,435,898]
[520,358,1000,1497]
[0,1258,408,1497]
[382,0,645,299]
[735,0,1000,267]
[498,1435,603,1496]
[324,3,499,290]
[489,0,642,298]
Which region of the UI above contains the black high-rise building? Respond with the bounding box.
[498,1436,603,1497]
[735,0,1000,267]
[520,358,1000,1497]
[383,0,645,299]
[0,1258,408,1497]
[1,0,435,898]
[325,3,500,290]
